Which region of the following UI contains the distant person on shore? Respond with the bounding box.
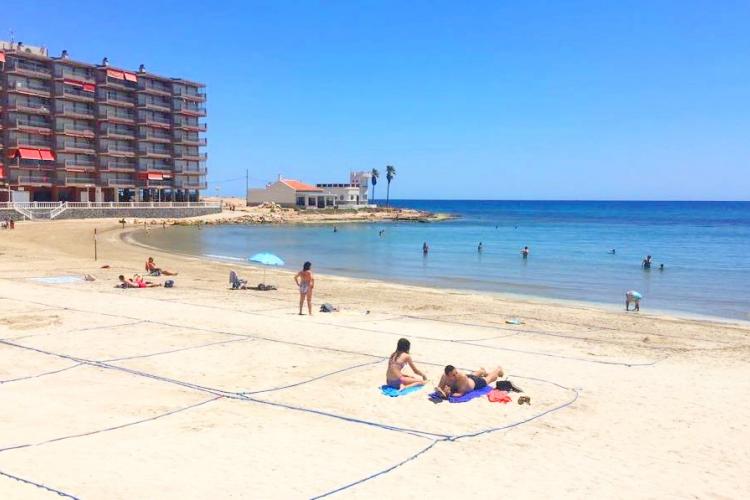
[146,257,178,276]
[295,261,315,316]
[625,290,642,311]
[521,246,530,258]
[435,365,505,399]
[478,242,483,253]
[423,242,430,255]
[642,255,652,269]
[385,338,427,390]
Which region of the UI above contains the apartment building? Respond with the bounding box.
[0,41,206,202]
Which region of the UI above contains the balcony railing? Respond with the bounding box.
[173,104,207,117]
[139,130,172,141]
[137,98,171,110]
[174,121,207,132]
[56,87,95,102]
[173,88,206,100]
[175,166,207,175]
[97,93,136,106]
[6,102,51,114]
[98,109,136,121]
[56,125,96,137]
[55,105,95,118]
[10,119,53,131]
[58,159,96,170]
[138,82,172,95]
[8,81,51,96]
[57,176,98,186]
[99,161,136,171]
[100,127,136,138]
[6,137,52,148]
[174,152,207,161]
[174,179,208,190]
[139,149,172,157]
[100,144,136,156]
[105,178,136,187]
[53,67,95,82]
[174,135,207,146]
[6,60,51,78]
[10,175,52,185]
[56,141,96,153]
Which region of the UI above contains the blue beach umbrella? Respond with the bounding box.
[248,252,285,284]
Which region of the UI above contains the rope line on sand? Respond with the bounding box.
[0,396,222,454]
[101,338,252,362]
[0,363,83,385]
[0,469,79,499]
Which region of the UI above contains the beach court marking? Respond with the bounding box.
[0,468,79,499]
[0,363,83,385]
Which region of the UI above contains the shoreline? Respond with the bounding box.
[125,226,750,328]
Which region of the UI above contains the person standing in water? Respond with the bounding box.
[385,338,427,389]
[478,242,483,253]
[521,246,530,258]
[294,261,315,316]
[423,242,429,255]
[642,255,652,269]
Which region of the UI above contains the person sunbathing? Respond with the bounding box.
[118,274,161,288]
[386,338,427,389]
[146,257,178,276]
[435,364,504,398]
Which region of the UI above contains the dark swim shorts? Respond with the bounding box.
[467,374,487,390]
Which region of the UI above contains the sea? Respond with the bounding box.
[134,200,750,321]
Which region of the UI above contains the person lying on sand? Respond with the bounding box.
[386,338,427,389]
[146,257,178,276]
[435,364,504,399]
[118,275,161,288]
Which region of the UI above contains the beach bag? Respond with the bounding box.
[164,280,175,288]
[320,303,335,313]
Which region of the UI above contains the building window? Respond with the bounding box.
[296,197,305,206]
[308,197,315,206]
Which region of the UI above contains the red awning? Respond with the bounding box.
[38,149,56,161]
[148,173,163,180]
[0,52,5,63]
[64,79,84,88]
[82,83,96,92]
[106,69,125,80]
[0,166,5,179]
[16,148,43,160]
[123,72,138,82]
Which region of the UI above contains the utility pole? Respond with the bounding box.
[245,169,249,206]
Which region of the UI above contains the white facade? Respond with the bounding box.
[247,178,336,209]
[316,171,374,208]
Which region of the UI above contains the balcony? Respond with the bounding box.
[7,82,51,97]
[174,151,207,161]
[100,144,137,157]
[173,104,206,117]
[56,125,96,138]
[53,67,95,83]
[105,178,136,187]
[55,105,95,119]
[6,102,51,115]
[175,179,207,190]
[139,149,172,159]
[174,121,207,132]
[6,137,52,148]
[97,94,136,107]
[100,126,136,139]
[173,134,207,146]
[173,88,206,101]
[175,166,207,175]
[58,159,97,172]
[5,60,52,79]
[55,87,95,103]
[8,119,53,134]
[137,82,172,96]
[99,160,136,172]
[139,179,175,187]
[57,143,96,155]
[98,109,136,123]
[57,175,98,187]
[137,98,171,111]
[10,175,53,186]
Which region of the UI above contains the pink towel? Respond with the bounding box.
[487,389,511,403]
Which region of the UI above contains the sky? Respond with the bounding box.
[9,1,750,200]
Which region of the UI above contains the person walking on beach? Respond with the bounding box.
[625,290,642,311]
[295,261,315,316]
[642,255,652,269]
[386,338,427,389]
[521,246,530,258]
[423,242,429,255]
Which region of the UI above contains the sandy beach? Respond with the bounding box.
[1,218,749,499]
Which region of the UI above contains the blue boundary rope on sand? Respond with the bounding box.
[0,469,80,499]
[0,293,653,498]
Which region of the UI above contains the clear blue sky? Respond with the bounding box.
[10,1,750,200]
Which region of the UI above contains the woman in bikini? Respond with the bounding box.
[294,261,314,315]
[386,338,427,389]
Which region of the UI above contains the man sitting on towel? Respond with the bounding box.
[435,365,504,399]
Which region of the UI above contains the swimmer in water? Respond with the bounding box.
[423,242,429,255]
[521,246,529,258]
[659,264,664,271]
[608,249,616,255]
[642,255,652,269]
[478,242,483,253]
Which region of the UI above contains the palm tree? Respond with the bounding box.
[385,165,396,208]
[370,168,379,205]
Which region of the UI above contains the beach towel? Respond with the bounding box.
[487,389,511,403]
[380,384,424,397]
[29,276,84,285]
[448,385,493,403]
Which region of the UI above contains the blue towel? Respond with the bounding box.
[380,384,424,397]
[448,385,493,403]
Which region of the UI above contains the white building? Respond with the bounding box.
[247,178,336,209]
[316,171,373,208]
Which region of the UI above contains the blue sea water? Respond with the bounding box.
[135,200,750,321]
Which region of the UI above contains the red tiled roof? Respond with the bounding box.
[280,179,322,192]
